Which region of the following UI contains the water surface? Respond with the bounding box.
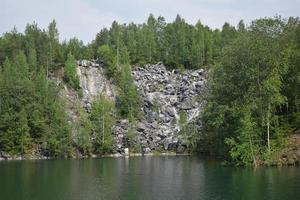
[0,156,299,200]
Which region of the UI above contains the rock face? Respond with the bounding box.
[77,59,117,111]
[130,63,205,153]
[75,60,206,154]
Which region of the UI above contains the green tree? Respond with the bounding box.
[47,20,63,70]
[201,17,291,165]
[225,111,260,166]
[97,44,116,77]
[118,64,139,121]
[0,57,33,154]
[64,53,80,90]
[27,48,37,72]
[143,14,157,63]
[73,109,93,155]
[221,22,237,47]
[90,96,116,154]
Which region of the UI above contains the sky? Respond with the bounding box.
[1,0,299,43]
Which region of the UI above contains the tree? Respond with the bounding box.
[27,48,37,72]
[64,37,86,59]
[203,26,213,65]
[64,53,80,90]
[14,50,29,78]
[221,22,237,47]
[73,109,93,155]
[93,28,110,53]
[0,57,33,154]
[156,16,167,61]
[118,64,140,121]
[90,96,116,154]
[16,109,32,155]
[110,21,123,67]
[280,17,300,130]
[24,22,49,68]
[225,111,260,166]
[97,44,115,77]
[190,21,205,68]
[237,20,246,33]
[47,20,63,70]
[125,23,139,63]
[143,14,157,63]
[201,17,291,165]
[45,98,72,157]
[179,110,187,138]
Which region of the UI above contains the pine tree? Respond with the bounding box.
[97,44,115,77]
[64,52,80,90]
[118,64,139,121]
[28,48,37,72]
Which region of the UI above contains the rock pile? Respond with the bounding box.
[74,61,206,154]
[126,63,205,153]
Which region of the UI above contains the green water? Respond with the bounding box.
[0,156,299,200]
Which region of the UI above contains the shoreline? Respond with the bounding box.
[1,153,298,167]
[0,152,191,161]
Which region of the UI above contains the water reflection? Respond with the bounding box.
[0,156,299,200]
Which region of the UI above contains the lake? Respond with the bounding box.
[0,156,299,200]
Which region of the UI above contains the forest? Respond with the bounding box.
[0,14,299,166]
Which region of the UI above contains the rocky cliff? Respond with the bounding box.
[74,60,206,154]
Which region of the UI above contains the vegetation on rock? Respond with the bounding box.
[0,15,299,166]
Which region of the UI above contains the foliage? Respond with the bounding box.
[97,44,116,78]
[91,14,226,69]
[0,16,299,163]
[90,96,116,154]
[64,53,80,90]
[201,17,300,165]
[0,54,71,157]
[73,108,93,155]
[118,64,140,121]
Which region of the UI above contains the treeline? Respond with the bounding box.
[91,14,237,69]
[200,17,300,166]
[0,14,238,71]
[0,15,299,163]
[0,19,140,157]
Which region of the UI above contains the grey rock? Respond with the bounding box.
[143,147,151,154]
[165,107,175,117]
[163,138,172,150]
[68,61,206,154]
[181,100,194,110]
[137,122,147,132]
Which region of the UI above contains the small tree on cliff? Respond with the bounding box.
[118,64,139,122]
[97,45,116,78]
[64,53,80,90]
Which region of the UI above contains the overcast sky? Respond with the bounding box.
[1,0,299,43]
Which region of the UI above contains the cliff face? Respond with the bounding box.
[74,60,206,154]
[77,60,117,110]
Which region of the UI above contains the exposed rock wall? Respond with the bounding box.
[130,63,205,153]
[77,60,117,111]
[74,60,206,154]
